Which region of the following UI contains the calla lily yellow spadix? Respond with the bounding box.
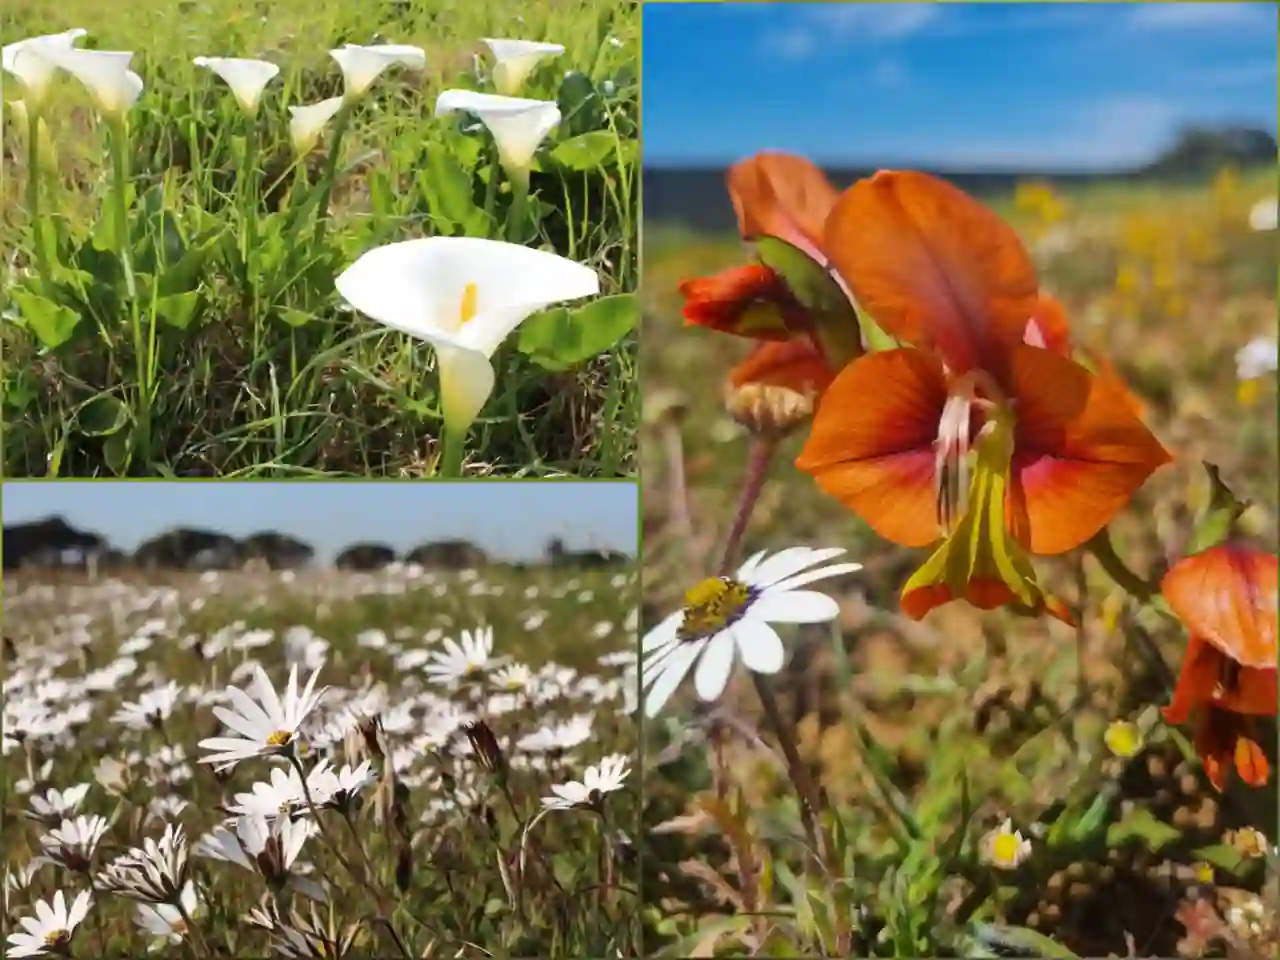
[334,237,599,463]
[481,38,565,96]
[2,28,88,113]
[288,97,344,155]
[330,43,426,100]
[193,57,280,116]
[42,47,143,117]
[434,89,560,186]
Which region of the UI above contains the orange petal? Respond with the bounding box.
[823,170,1039,375]
[727,152,838,264]
[678,264,801,341]
[796,348,947,548]
[1195,710,1233,793]
[1006,344,1173,555]
[1023,294,1072,356]
[1234,735,1270,788]
[1160,543,1279,670]
[1163,636,1223,725]
[901,577,1073,624]
[728,337,835,395]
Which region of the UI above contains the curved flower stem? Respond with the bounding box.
[714,435,830,866]
[25,109,50,279]
[311,103,352,247]
[1087,530,1159,603]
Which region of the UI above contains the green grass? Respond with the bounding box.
[1,0,639,477]
[639,171,1279,957]
[2,561,640,956]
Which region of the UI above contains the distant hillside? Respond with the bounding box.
[645,124,1278,234]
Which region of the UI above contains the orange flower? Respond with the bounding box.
[797,171,1172,620]
[678,264,811,341]
[727,151,838,263]
[1161,543,1278,792]
[724,338,836,438]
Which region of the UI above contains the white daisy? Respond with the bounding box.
[194,814,323,898]
[490,662,532,692]
[133,880,200,944]
[980,818,1033,870]
[641,547,861,717]
[197,664,327,770]
[37,814,110,873]
[423,627,504,684]
[307,759,376,813]
[541,754,630,810]
[95,823,189,903]
[111,681,182,731]
[6,889,92,958]
[516,713,594,752]
[25,783,91,825]
[225,765,310,819]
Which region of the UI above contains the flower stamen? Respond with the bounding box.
[266,730,292,747]
[458,282,478,327]
[678,577,752,642]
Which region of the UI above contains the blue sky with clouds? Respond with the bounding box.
[1,483,638,560]
[642,2,1278,169]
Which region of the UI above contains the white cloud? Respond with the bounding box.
[1127,3,1269,29]
[769,3,941,60]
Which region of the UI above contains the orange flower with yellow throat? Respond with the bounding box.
[1161,543,1277,793]
[796,171,1173,621]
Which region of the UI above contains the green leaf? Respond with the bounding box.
[971,924,1079,959]
[75,394,130,437]
[756,236,863,369]
[155,290,201,330]
[279,307,315,328]
[557,71,604,136]
[1106,806,1181,852]
[103,425,133,475]
[1192,843,1260,879]
[550,131,621,171]
[11,288,80,349]
[419,144,486,237]
[1187,461,1251,553]
[517,294,638,370]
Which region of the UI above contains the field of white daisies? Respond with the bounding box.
[2,561,640,957]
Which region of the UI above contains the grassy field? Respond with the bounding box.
[638,167,1278,957]
[1,0,638,478]
[2,560,640,956]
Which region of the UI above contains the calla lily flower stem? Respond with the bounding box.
[506,169,530,243]
[241,125,261,341]
[714,436,833,872]
[25,110,50,280]
[312,102,352,246]
[439,425,466,478]
[108,115,150,464]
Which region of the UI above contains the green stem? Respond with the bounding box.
[1087,529,1158,603]
[109,116,147,466]
[506,166,529,243]
[439,425,465,478]
[25,108,49,278]
[481,156,498,236]
[243,125,260,335]
[311,102,352,247]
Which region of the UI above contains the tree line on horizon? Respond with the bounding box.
[1,515,632,573]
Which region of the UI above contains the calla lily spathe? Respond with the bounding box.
[335,237,599,434]
[1,28,87,112]
[43,47,143,117]
[330,43,426,100]
[481,38,565,96]
[287,96,344,155]
[193,57,280,116]
[434,89,560,184]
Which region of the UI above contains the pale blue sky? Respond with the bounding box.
[1,483,638,560]
[643,2,1278,168]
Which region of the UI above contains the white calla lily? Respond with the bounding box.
[43,47,143,118]
[434,90,560,183]
[287,96,345,155]
[334,237,599,437]
[1,28,87,112]
[330,43,426,100]
[481,38,565,96]
[193,57,280,116]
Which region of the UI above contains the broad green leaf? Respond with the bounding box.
[1192,843,1261,878]
[419,145,485,236]
[1106,806,1181,851]
[155,291,201,330]
[550,131,620,171]
[11,288,80,349]
[75,394,130,437]
[517,294,638,370]
[279,307,314,328]
[557,71,604,136]
[756,236,863,369]
[971,923,1079,959]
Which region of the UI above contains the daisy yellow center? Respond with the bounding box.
[266,730,292,747]
[43,929,70,947]
[678,577,752,642]
[459,282,479,327]
[990,832,1020,866]
[1193,861,1214,884]
[1104,720,1142,758]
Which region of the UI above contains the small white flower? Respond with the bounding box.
[541,753,629,809]
[980,818,1033,870]
[490,663,532,691]
[111,681,181,731]
[1,28,87,112]
[95,823,189,903]
[6,889,92,957]
[41,47,143,118]
[1248,195,1278,232]
[198,664,327,770]
[434,90,560,181]
[422,626,503,684]
[642,547,861,717]
[195,814,321,896]
[37,814,110,872]
[1236,336,1278,381]
[193,56,280,116]
[133,881,200,944]
[517,713,593,752]
[288,96,345,155]
[330,43,425,99]
[226,765,310,819]
[481,38,565,96]
[25,783,90,825]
